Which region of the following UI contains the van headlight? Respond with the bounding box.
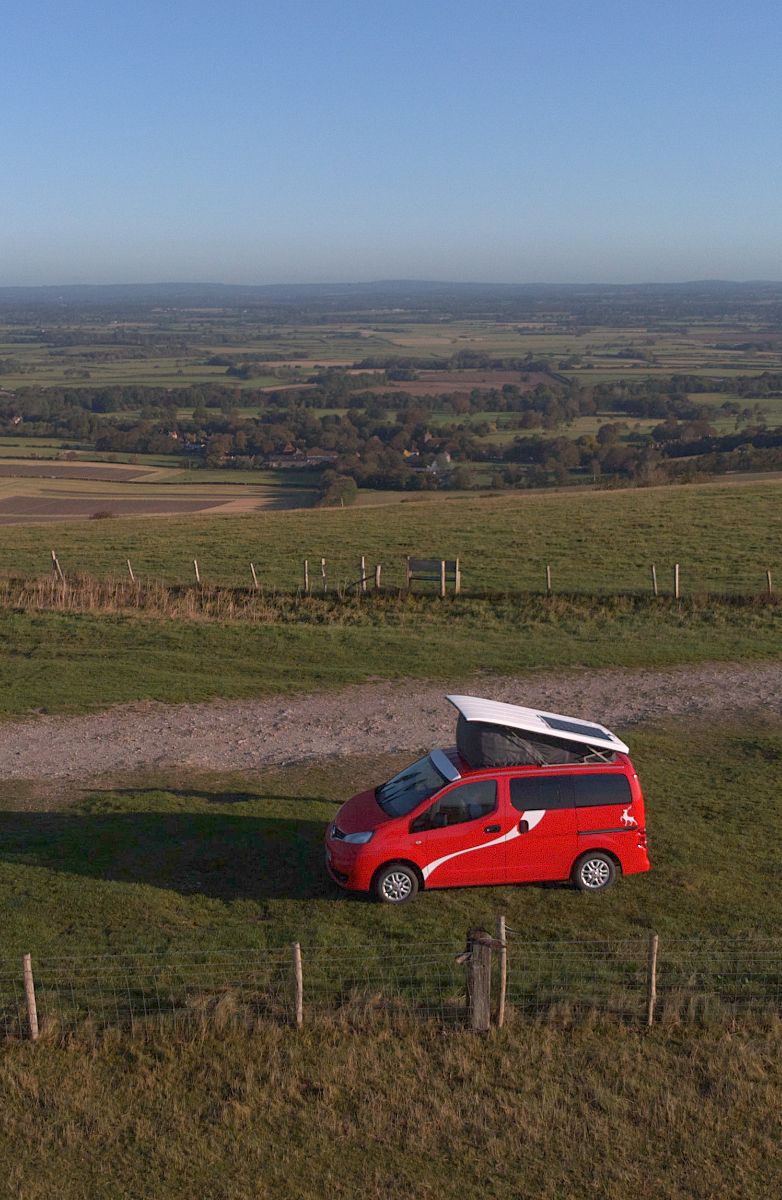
[342,831,374,844]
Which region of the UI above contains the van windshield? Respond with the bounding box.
[376,755,445,817]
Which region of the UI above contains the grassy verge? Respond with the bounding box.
[0,597,779,715]
[2,1022,780,1200]
[2,481,780,593]
[2,720,780,957]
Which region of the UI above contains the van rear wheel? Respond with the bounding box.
[373,863,419,904]
[573,852,617,892]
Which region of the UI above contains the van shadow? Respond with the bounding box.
[0,805,346,904]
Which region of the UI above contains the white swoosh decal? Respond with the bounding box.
[421,810,545,881]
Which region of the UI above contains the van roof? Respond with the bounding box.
[445,694,630,755]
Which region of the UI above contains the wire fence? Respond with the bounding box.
[503,935,782,1022]
[2,546,780,611]
[2,935,781,1041]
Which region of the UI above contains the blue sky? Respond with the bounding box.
[3,0,782,285]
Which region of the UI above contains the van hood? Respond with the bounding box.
[335,788,387,833]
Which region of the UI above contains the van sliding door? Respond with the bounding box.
[506,775,576,883]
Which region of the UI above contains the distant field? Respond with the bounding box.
[4,315,782,390]
[0,460,149,481]
[0,459,317,523]
[1,479,778,595]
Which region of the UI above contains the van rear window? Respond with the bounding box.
[573,774,632,808]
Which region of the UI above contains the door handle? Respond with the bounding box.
[483,824,501,833]
[518,819,530,834]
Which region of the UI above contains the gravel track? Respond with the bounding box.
[1,661,780,783]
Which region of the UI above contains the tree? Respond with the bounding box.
[318,470,358,506]
[449,464,475,490]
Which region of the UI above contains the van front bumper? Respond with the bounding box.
[324,842,372,892]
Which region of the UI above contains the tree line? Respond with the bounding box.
[0,370,779,495]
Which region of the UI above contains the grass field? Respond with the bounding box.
[2,720,780,958]
[1,720,780,1196]
[1,1019,778,1200]
[1,480,780,593]
[0,481,776,715]
[0,596,778,716]
[1,713,781,1200]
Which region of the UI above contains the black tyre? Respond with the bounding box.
[572,852,617,893]
[373,863,420,905]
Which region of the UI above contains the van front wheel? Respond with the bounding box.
[373,863,419,904]
[573,852,617,892]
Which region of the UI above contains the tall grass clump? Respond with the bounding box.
[0,572,778,626]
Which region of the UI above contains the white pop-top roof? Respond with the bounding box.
[446,694,629,754]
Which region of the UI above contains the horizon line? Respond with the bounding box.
[1,277,782,292]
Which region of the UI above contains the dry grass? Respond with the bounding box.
[0,572,778,626]
[1,1019,780,1199]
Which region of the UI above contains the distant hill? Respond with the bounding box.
[1,278,782,324]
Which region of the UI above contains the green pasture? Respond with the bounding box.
[0,438,81,458]
[449,412,661,443]
[0,596,778,716]
[1,720,780,958]
[3,481,779,595]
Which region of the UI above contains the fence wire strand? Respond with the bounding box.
[1,937,780,1039]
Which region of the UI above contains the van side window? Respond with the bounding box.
[510,776,573,811]
[411,781,497,831]
[573,774,632,807]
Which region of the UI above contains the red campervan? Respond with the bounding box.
[325,695,650,903]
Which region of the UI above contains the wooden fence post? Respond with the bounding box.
[374,563,381,591]
[127,559,136,583]
[321,558,327,594]
[457,929,493,1032]
[250,562,259,590]
[767,569,773,597]
[650,564,658,597]
[496,915,507,1029]
[291,942,303,1029]
[673,562,680,600]
[439,559,446,599]
[51,550,65,583]
[646,931,659,1027]
[303,560,310,595]
[545,563,552,594]
[22,954,39,1042]
[454,557,461,595]
[193,559,201,585]
[360,557,367,594]
[405,557,412,590]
